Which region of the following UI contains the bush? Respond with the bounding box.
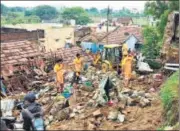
[160,71,179,125]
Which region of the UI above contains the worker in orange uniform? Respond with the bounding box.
[121,50,133,87]
[93,50,101,68]
[122,43,128,58]
[71,53,83,87]
[54,59,65,93]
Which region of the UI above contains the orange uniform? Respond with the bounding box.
[122,55,133,80]
[54,63,65,84]
[73,57,83,73]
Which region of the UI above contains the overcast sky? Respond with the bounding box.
[1,1,146,11]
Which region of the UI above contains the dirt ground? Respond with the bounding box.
[4,24,75,52]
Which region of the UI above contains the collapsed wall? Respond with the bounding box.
[1,27,44,42]
[161,11,179,63]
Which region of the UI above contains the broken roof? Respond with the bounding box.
[78,32,107,43]
[100,26,143,45]
[44,46,93,65]
[117,17,133,24]
[1,40,41,68]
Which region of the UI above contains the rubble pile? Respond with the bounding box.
[1,64,165,130]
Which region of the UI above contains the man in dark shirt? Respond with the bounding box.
[21,92,43,131]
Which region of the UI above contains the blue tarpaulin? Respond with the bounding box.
[81,42,104,54]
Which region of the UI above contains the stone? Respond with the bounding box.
[48,115,54,122]
[87,99,94,107]
[93,109,102,117]
[149,88,155,92]
[131,91,138,98]
[137,75,145,81]
[127,97,133,106]
[139,98,151,107]
[108,111,118,120]
[118,93,128,105]
[145,93,152,98]
[70,113,76,118]
[56,108,70,121]
[45,119,50,126]
[164,126,173,130]
[117,113,125,123]
[92,91,99,100]
[137,90,145,97]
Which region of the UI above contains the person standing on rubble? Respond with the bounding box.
[54,59,65,93]
[122,43,128,58]
[121,50,134,87]
[71,53,83,87]
[93,50,101,68]
[21,92,45,131]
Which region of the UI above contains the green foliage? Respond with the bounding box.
[9,6,26,12]
[160,71,179,125]
[1,4,9,15]
[160,71,179,110]
[33,5,58,20]
[144,1,168,19]
[158,10,170,38]
[62,7,91,25]
[25,10,34,16]
[142,26,160,59]
[86,7,99,16]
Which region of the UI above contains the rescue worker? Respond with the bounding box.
[93,50,101,68]
[54,59,65,93]
[71,53,83,87]
[21,92,44,131]
[121,50,133,87]
[122,43,128,59]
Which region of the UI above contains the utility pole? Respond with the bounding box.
[106,5,110,45]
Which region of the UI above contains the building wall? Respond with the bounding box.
[1,30,44,42]
[125,35,138,51]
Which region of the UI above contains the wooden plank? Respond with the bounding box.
[165,63,179,67]
[164,66,179,71]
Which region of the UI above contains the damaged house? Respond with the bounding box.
[99,26,144,51]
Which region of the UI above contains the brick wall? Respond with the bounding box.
[1,29,45,42]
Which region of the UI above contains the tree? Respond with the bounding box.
[158,10,170,38]
[33,5,58,20]
[62,7,91,25]
[9,7,26,12]
[1,4,9,15]
[142,26,161,59]
[25,10,34,16]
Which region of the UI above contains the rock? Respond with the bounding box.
[93,109,102,117]
[76,106,83,110]
[137,90,145,97]
[70,113,76,118]
[41,97,50,105]
[127,97,133,106]
[96,95,106,106]
[81,85,94,92]
[145,93,152,98]
[118,93,128,105]
[121,89,133,96]
[131,91,138,98]
[73,108,78,113]
[56,108,70,121]
[92,91,99,100]
[48,115,53,122]
[149,88,155,92]
[87,99,94,107]
[108,111,118,120]
[139,98,151,107]
[117,113,125,123]
[137,75,145,81]
[45,119,49,125]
